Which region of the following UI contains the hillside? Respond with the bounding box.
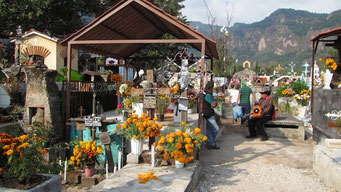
[189,9,341,67]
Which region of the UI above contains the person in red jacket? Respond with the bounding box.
[246,87,274,141]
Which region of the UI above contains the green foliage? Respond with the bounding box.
[55,67,83,82]
[291,81,309,95]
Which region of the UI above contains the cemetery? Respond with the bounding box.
[0,0,341,192]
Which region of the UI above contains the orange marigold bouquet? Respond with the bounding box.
[156,123,207,164]
[117,113,163,140]
[69,140,104,170]
[0,133,51,183]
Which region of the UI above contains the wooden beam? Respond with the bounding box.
[75,44,124,58]
[71,39,202,44]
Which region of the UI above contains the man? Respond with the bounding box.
[236,81,256,125]
[202,81,220,150]
[247,87,274,141]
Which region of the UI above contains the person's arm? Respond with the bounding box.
[236,93,241,105]
[205,94,217,107]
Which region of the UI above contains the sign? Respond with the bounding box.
[76,123,85,130]
[84,116,102,127]
[178,97,188,111]
[144,94,156,109]
[99,132,111,145]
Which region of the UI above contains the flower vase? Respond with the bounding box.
[85,163,95,177]
[130,138,143,155]
[298,105,308,119]
[175,160,184,168]
[323,69,333,89]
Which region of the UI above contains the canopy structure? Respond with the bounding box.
[310,27,341,114]
[61,0,219,129]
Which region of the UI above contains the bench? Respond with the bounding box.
[264,113,305,141]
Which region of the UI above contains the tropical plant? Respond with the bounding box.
[69,140,103,170]
[155,122,207,164]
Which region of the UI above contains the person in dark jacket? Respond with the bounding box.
[203,81,220,150]
[246,87,274,141]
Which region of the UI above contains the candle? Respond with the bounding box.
[151,145,155,167]
[64,158,67,182]
[106,161,109,179]
[118,151,122,170]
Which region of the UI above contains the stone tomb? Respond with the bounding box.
[22,66,62,143]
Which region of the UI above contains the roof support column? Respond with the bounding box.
[198,40,206,129]
[65,42,72,142]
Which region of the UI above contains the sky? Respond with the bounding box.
[182,0,341,26]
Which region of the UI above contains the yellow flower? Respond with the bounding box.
[40,149,48,154]
[167,137,174,143]
[175,143,182,150]
[70,156,75,161]
[6,149,13,155]
[157,145,163,152]
[163,153,169,160]
[194,128,201,135]
[203,136,208,141]
[3,145,10,150]
[176,130,182,137]
[181,121,186,126]
[153,117,158,121]
[184,137,192,144]
[132,110,136,113]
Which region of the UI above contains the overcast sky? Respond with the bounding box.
[182,0,341,26]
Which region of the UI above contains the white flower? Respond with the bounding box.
[169,77,178,87]
[119,84,128,94]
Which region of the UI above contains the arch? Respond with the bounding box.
[243,60,251,68]
[21,45,51,58]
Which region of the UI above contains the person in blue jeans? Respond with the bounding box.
[236,81,256,125]
[202,81,220,150]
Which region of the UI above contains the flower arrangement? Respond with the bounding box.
[69,140,104,170]
[170,83,179,95]
[187,91,197,109]
[115,104,123,114]
[281,88,294,97]
[117,81,134,98]
[320,57,338,71]
[117,113,163,140]
[293,89,310,106]
[155,123,207,164]
[137,171,158,184]
[110,73,123,89]
[0,133,50,183]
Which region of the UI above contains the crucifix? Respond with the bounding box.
[288,61,296,77]
[302,62,310,82]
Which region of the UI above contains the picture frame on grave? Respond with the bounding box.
[143,94,157,109]
[178,97,188,111]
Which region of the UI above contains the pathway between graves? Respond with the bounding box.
[195,119,334,192]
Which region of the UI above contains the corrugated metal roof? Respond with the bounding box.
[60,0,219,59]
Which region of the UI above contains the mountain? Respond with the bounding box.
[189,9,341,67]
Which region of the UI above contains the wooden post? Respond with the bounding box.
[198,40,206,129]
[180,90,188,123]
[65,43,72,141]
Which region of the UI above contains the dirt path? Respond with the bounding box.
[195,119,335,192]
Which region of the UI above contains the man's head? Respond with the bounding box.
[241,81,247,87]
[205,81,214,92]
[260,87,271,98]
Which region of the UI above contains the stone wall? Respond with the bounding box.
[312,89,341,142]
[23,66,62,143]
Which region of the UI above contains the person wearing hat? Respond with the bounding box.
[236,81,256,125]
[202,81,220,150]
[247,87,274,141]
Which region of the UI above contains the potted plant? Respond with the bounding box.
[156,95,170,121]
[293,89,310,119]
[187,91,197,114]
[117,113,162,155]
[69,140,104,177]
[0,133,62,191]
[155,123,207,168]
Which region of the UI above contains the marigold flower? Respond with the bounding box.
[194,128,201,135]
[175,143,182,150]
[6,149,13,156]
[181,121,186,126]
[40,149,48,154]
[163,153,169,160]
[203,136,208,141]
[157,145,163,152]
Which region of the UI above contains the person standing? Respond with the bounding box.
[202,81,220,150]
[236,81,256,125]
[228,84,240,122]
[247,87,274,141]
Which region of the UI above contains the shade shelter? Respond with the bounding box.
[310,27,341,142]
[61,0,219,132]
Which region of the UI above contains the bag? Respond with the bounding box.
[232,105,243,119]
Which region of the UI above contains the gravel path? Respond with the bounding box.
[195,119,335,192]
